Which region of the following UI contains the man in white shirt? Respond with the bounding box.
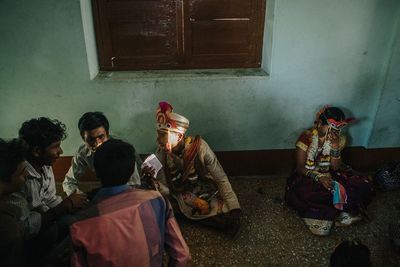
[62,112,144,197]
[18,117,88,265]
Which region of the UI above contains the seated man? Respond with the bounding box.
[154,102,241,236]
[285,106,374,236]
[18,117,88,263]
[70,139,190,267]
[0,138,28,267]
[62,112,143,197]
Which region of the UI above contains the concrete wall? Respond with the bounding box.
[1,0,399,155]
[369,10,400,148]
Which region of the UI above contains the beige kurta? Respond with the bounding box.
[156,136,240,220]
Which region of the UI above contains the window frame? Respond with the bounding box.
[90,0,267,71]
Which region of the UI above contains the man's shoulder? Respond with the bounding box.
[97,188,163,205]
[75,189,164,222]
[24,161,53,180]
[25,161,39,178]
[107,189,165,211]
[0,193,26,219]
[185,135,207,147]
[42,165,55,176]
[75,143,91,158]
[188,136,215,152]
[123,188,163,202]
[23,162,55,182]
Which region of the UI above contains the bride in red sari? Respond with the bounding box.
[285,106,374,236]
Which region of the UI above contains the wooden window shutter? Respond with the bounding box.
[92,0,182,70]
[183,0,266,69]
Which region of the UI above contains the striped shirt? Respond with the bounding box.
[24,161,63,213]
[70,187,190,267]
[0,192,41,239]
[0,161,62,239]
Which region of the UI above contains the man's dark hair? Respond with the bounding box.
[93,139,135,187]
[0,139,27,183]
[319,107,346,125]
[19,117,67,150]
[78,112,109,135]
[330,240,372,267]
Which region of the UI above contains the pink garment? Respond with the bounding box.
[70,189,190,267]
[332,181,348,210]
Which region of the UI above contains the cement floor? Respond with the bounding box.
[177,177,400,267]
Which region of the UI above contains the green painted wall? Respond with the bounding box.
[1,0,399,155]
[369,10,400,148]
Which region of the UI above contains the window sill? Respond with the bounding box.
[94,68,269,82]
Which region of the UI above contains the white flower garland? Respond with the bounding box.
[305,129,332,170]
[322,139,332,156]
[307,130,319,162]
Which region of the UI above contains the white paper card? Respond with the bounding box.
[142,154,163,177]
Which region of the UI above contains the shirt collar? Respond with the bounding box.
[81,144,93,157]
[25,161,54,182]
[25,160,44,179]
[93,184,131,201]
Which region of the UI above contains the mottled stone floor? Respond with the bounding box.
[57,176,400,266]
[178,177,400,267]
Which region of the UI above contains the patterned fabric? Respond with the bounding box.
[24,161,62,213]
[286,130,374,224]
[156,101,189,134]
[286,170,373,221]
[62,142,142,196]
[332,181,347,210]
[296,130,346,173]
[303,218,332,236]
[8,161,62,238]
[156,136,240,220]
[70,188,190,267]
[314,105,355,130]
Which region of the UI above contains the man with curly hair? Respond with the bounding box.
[18,117,89,264]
